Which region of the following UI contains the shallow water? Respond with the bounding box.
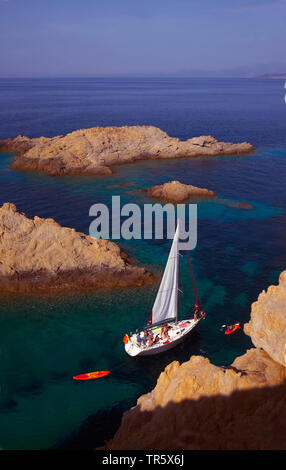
[0,78,286,449]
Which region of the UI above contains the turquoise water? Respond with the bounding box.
[0,78,286,449]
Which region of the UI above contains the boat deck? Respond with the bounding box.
[125,318,200,356]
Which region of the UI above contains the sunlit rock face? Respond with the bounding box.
[0,203,154,293]
[244,271,286,367]
[0,125,254,176]
[140,180,216,203]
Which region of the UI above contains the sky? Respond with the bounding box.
[0,0,286,77]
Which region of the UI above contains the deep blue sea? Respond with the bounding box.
[0,77,286,449]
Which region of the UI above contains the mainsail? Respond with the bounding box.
[150,221,180,325]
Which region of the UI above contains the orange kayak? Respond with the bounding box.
[224,322,240,335]
[73,370,110,381]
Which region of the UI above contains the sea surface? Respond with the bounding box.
[0,77,286,449]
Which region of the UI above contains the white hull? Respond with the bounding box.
[125,317,201,357]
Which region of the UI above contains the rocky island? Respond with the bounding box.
[138,180,216,203]
[0,126,254,176]
[136,180,254,210]
[101,271,286,450]
[0,203,153,293]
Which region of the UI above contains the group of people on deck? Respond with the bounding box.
[136,322,171,348]
[135,305,206,348]
[194,304,205,321]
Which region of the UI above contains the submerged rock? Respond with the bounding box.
[237,201,254,210]
[0,203,154,293]
[0,125,254,176]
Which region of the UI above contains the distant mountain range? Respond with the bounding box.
[258,73,286,79]
[170,62,286,78]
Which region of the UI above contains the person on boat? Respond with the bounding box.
[194,304,199,321]
[142,330,148,346]
[199,310,206,319]
[161,323,170,340]
[136,332,142,347]
[160,323,165,337]
[154,334,160,344]
[147,331,154,346]
[166,325,171,339]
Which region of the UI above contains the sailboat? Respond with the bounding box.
[124,220,205,357]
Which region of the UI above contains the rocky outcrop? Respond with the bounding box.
[0,203,153,293]
[100,272,286,450]
[139,180,215,203]
[0,126,254,176]
[136,180,254,210]
[244,271,286,367]
[237,201,253,210]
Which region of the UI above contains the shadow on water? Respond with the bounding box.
[55,399,135,450]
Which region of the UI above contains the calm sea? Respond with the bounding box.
[0,77,286,449]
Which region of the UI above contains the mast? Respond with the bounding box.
[175,219,180,324]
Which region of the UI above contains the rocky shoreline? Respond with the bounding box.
[100,271,286,450]
[0,125,254,176]
[0,203,154,293]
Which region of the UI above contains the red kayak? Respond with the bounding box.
[73,370,110,381]
[224,322,240,335]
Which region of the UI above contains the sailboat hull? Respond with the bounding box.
[125,318,201,357]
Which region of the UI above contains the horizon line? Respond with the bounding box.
[0,75,279,80]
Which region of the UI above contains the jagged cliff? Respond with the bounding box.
[0,126,254,176]
[101,272,286,450]
[0,203,153,293]
[244,271,286,367]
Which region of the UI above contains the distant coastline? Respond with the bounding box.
[258,73,286,79]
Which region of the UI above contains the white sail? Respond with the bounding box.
[151,221,180,325]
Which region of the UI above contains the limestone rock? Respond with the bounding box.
[0,126,254,176]
[0,203,154,293]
